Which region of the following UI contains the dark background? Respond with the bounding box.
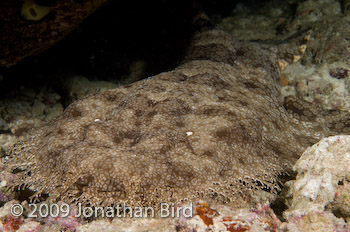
[0,0,242,94]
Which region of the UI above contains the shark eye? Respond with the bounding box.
[21,0,51,21]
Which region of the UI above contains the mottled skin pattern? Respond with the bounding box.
[8,28,350,207]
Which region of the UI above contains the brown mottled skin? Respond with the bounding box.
[8,26,350,207]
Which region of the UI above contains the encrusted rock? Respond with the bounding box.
[284,135,350,230]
